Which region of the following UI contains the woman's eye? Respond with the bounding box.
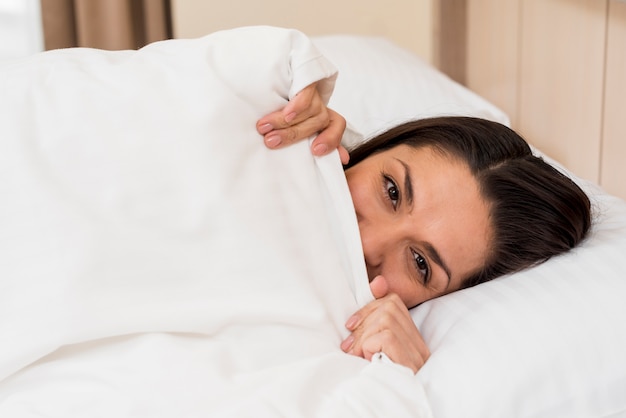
[385,177,400,208]
[412,250,430,283]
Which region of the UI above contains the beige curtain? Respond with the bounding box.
[41,0,171,51]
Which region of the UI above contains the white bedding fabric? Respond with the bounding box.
[0,27,433,417]
[4,27,626,418]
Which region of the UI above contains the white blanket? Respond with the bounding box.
[0,26,433,417]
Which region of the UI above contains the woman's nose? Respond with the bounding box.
[360,221,392,269]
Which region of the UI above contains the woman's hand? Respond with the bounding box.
[340,276,431,374]
[256,82,350,164]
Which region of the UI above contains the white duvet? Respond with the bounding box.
[0,27,433,417]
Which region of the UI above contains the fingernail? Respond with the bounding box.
[285,112,297,123]
[313,143,328,155]
[265,135,281,148]
[340,335,354,352]
[345,315,358,330]
[258,123,273,134]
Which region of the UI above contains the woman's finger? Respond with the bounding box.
[360,331,429,374]
[340,292,430,373]
[369,275,390,299]
[262,110,329,149]
[342,294,406,351]
[309,109,346,157]
[338,146,350,165]
[256,83,319,133]
[256,83,348,158]
[281,82,318,124]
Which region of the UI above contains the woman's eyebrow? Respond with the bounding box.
[395,158,414,207]
[423,242,452,289]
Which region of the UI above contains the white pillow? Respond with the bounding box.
[313,35,510,147]
[313,35,626,418]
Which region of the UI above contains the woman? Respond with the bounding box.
[257,84,591,373]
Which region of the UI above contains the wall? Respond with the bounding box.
[464,0,626,200]
[170,0,435,63]
[601,1,626,199]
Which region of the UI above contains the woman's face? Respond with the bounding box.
[345,144,492,308]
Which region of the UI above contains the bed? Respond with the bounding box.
[1,24,625,418]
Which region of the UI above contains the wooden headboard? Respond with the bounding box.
[171,0,626,201]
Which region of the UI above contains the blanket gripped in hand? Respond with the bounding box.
[0,26,432,417]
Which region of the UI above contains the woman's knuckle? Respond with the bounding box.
[287,127,299,142]
[381,329,397,344]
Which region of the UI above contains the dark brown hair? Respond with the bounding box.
[345,116,591,288]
